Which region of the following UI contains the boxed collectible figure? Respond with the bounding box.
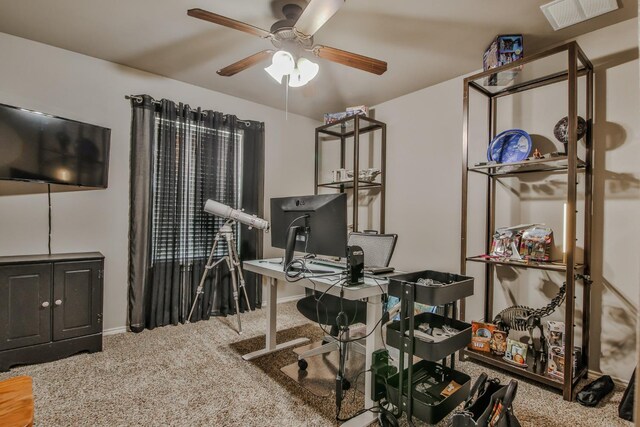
[490,330,508,356]
[324,111,350,124]
[346,105,369,117]
[490,224,530,258]
[546,320,580,379]
[519,226,553,261]
[503,338,528,367]
[468,321,496,353]
[483,34,523,86]
[547,346,581,380]
[546,321,564,347]
[324,105,369,124]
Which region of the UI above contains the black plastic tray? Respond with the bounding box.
[388,270,474,306]
[386,360,471,425]
[387,312,472,361]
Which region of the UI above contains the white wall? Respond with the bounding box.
[0,32,317,331]
[373,18,639,381]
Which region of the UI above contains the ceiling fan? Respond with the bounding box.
[187,0,387,85]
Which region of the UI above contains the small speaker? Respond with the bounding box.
[346,245,364,286]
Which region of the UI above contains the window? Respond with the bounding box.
[150,116,243,263]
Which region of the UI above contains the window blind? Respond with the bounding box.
[151,116,242,263]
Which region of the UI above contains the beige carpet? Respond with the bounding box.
[229,323,366,422]
[0,301,632,426]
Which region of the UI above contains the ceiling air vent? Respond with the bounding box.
[541,0,619,31]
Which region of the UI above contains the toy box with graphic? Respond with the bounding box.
[546,321,564,347]
[547,346,581,380]
[323,105,369,124]
[346,105,369,117]
[489,330,508,356]
[503,338,528,367]
[468,321,496,353]
[490,224,530,258]
[545,320,580,380]
[519,226,553,261]
[483,35,523,86]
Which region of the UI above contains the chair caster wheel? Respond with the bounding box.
[298,359,308,371]
[342,378,350,391]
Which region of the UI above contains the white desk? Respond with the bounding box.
[242,258,387,427]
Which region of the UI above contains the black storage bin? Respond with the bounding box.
[386,360,471,425]
[389,270,474,305]
[387,312,472,361]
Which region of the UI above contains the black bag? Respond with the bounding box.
[618,368,635,421]
[451,373,521,427]
[577,375,614,407]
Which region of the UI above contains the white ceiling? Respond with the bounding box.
[0,0,635,119]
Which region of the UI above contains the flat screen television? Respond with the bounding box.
[0,103,110,188]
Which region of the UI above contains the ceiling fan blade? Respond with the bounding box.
[187,8,271,38]
[314,46,387,75]
[217,50,275,76]
[294,0,345,37]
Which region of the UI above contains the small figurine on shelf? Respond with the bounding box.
[490,330,508,356]
[533,148,544,159]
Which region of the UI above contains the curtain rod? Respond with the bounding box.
[125,94,207,115]
[124,95,253,126]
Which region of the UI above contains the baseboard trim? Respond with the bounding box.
[103,326,127,336]
[588,369,629,388]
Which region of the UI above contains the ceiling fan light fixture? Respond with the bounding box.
[288,68,306,88]
[298,57,319,81]
[264,50,295,83]
[288,58,319,87]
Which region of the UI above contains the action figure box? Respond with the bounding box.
[503,338,528,367]
[546,321,564,347]
[546,321,580,379]
[483,34,523,86]
[519,226,553,262]
[489,330,508,356]
[324,105,369,124]
[547,346,581,380]
[346,105,369,117]
[468,321,496,353]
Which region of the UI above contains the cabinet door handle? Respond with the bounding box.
[55,299,63,306]
[41,301,50,308]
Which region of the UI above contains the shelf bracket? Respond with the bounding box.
[575,274,592,285]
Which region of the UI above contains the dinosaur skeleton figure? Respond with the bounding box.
[493,282,566,371]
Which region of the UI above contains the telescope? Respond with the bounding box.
[188,200,269,333]
[204,200,269,231]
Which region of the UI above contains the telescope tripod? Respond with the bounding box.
[187,220,252,333]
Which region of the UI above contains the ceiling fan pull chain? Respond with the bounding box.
[285,75,289,121]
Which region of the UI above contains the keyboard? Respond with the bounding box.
[309,259,347,269]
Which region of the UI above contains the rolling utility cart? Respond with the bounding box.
[378,270,474,425]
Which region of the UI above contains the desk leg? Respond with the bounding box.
[342,294,383,427]
[242,277,309,361]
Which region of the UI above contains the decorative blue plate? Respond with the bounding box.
[487,129,532,163]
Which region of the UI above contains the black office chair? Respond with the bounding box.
[296,232,398,385]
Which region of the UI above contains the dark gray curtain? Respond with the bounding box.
[128,95,264,332]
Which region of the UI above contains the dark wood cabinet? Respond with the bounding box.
[0,264,52,351]
[0,253,103,371]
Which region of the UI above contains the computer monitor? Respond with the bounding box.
[270,193,347,268]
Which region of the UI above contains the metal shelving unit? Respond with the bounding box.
[459,42,593,400]
[314,115,386,232]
